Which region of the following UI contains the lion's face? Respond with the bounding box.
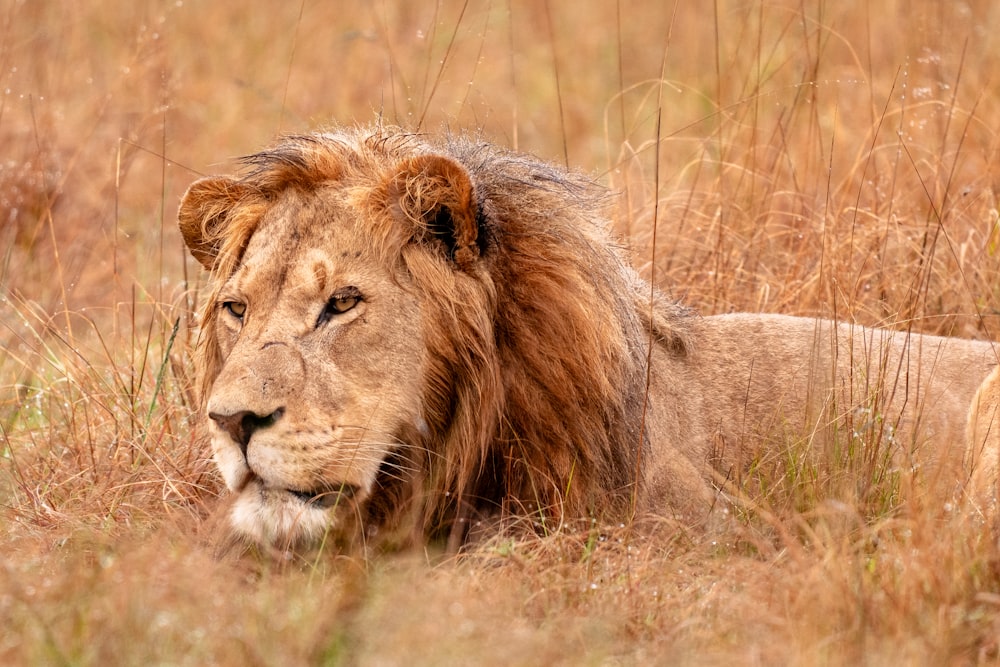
[179,136,492,550]
[198,188,429,548]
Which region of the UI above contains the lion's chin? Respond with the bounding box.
[228,479,342,550]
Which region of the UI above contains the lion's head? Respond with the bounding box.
[179,126,690,552]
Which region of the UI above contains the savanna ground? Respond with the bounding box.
[4,0,1000,664]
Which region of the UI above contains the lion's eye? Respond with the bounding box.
[331,296,358,312]
[316,288,362,327]
[222,301,246,319]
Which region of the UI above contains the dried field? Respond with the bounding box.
[4,1,1000,664]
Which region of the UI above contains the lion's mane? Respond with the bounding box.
[187,126,692,545]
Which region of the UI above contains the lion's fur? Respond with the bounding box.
[179,124,1000,552]
[969,366,1000,516]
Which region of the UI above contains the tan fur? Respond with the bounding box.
[968,366,1000,517]
[178,125,999,553]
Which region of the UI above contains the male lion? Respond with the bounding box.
[178,124,999,553]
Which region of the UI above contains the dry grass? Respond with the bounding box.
[4,0,1000,664]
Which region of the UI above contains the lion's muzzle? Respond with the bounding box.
[208,406,286,454]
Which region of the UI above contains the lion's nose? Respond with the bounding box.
[208,407,285,456]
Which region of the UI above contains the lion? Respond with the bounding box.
[178,124,1000,553]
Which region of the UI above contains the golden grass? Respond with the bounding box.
[4,0,1000,663]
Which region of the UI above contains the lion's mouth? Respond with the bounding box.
[287,484,359,509]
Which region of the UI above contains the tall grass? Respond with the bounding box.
[3,0,1000,663]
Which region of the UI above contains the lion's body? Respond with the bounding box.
[650,314,995,517]
[178,125,998,552]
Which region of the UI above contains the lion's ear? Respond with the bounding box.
[178,175,247,271]
[388,154,482,268]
